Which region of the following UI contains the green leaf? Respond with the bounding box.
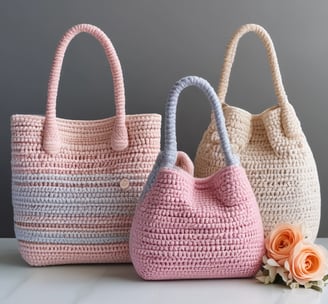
[311,285,323,292]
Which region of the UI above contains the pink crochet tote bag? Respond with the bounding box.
[130,76,264,280]
[11,24,161,266]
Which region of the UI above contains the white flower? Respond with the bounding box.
[256,274,273,285]
[317,280,325,288]
[276,266,289,283]
[262,255,268,264]
[284,260,290,271]
[304,282,313,289]
[289,282,300,289]
[267,258,280,267]
[263,263,277,282]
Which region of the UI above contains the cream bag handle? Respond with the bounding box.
[218,23,288,106]
[217,24,302,138]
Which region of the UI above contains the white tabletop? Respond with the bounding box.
[0,238,328,304]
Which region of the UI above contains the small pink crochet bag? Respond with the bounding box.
[11,24,161,266]
[130,76,264,280]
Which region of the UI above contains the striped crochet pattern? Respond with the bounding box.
[194,24,321,241]
[11,24,161,266]
[130,76,264,280]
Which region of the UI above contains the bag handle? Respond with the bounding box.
[42,24,128,155]
[140,76,238,200]
[163,76,238,167]
[218,24,288,106]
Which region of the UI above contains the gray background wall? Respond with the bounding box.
[1,0,327,237]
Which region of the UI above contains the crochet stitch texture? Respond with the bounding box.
[11,24,161,266]
[194,24,321,240]
[130,76,264,280]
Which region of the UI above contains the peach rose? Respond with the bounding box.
[288,241,328,285]
[265,223,303,265]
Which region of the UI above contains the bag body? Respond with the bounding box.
[130,76,264,280]
[194,24,320,241]
[11,24,161,266]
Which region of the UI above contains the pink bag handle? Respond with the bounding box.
[42,24,128,154]
[218,24,288,106]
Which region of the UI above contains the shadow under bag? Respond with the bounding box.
[11,24,161,266]
[194,24,321,241]
[130,76,264,280]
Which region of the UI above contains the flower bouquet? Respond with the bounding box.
[256,224,328,291]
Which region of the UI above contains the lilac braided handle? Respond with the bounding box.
[43,24,128,154]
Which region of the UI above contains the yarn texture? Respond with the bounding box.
[194,24,320,241]
[11,24,161,266]
[130,76,264,280]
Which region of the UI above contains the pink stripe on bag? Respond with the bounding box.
[11,24,161,266]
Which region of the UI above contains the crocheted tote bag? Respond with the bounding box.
[11,24,161,266]
[194,24,320,240]
[130,76,264,280]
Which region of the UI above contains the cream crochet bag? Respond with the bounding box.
[194,24,321,240]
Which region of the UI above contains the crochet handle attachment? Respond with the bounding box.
[43,24,128,154]
[140,76,239,200]
[218,23,288,106]
[164,76,238,167]
[217,24,301,138]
